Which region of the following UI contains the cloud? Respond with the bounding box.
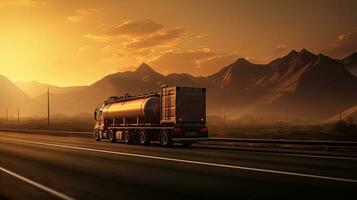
[322,31,357,58]
[83,34,110,42]
[81,19,231,75]
[126,27,188,49]
[77,8,98,15]
[67,8,98,22]
[104,44,160,67]
[78,45,92,52]
[67,16,83,22]
[274,44,287,53]
[84,19,204,51]
[106,19,164,36]
[0,0,47,7]
[195,33,208,39]
[149,48,239,76]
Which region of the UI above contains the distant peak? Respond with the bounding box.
[341,52,357,65]
[299,48,315,56]
[138,62,151,69]
[135,63,154,72]
[283,50,298,59]
[296,49,316,62]
[134,63,162,77]
[288,50,298,56]
[316,53,335,65]
[347,52,357,59]
[235,58,251,64]
[317,53,328,59]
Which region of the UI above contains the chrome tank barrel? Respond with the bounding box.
[102,97,160,124]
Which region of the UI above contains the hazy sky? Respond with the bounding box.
[0,0,356,86]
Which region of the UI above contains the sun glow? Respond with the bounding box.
[0,14,58,83]
[0,0,356,86]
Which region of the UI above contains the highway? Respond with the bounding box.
[1,131,357,199]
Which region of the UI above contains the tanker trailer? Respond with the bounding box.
[93,86,208,147]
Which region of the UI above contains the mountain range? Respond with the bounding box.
[0,75,40,117]
[341,52,357,76]
[1,49,357,121]
[15,81,87,98]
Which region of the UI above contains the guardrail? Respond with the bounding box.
[202,137,357,157]
[1,128,357,147]
[0,128,92,138]
[207,137,357,147]
[0,128,91,134]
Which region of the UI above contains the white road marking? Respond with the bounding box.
[0,166,75,200]
[1,138,357,183]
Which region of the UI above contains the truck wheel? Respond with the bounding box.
[94,130,101,141]
[109,130,116,143]
[160,131,172,147]
[138,130,149,145]
[124,130,132,144]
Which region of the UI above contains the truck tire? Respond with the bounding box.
[138,130,149,145]
[160,130,172,147]
[109,129,116,143]
[94,130,100,141]
[124,130,132,144]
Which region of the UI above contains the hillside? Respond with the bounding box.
[205,58,270,113]
[5,49,357,121]
[33,63,167,115]
[16,81,87,98]
[252,50,357,120]
[341,52,357,76]
[326,105,357,123]
[0,75,41,117]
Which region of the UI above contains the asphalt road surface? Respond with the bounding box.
[1,131,357,200]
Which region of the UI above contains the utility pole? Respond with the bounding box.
[6,107,8,127]
[17,107,20,126]
[47,87,50,130]
[285,109,288,129]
